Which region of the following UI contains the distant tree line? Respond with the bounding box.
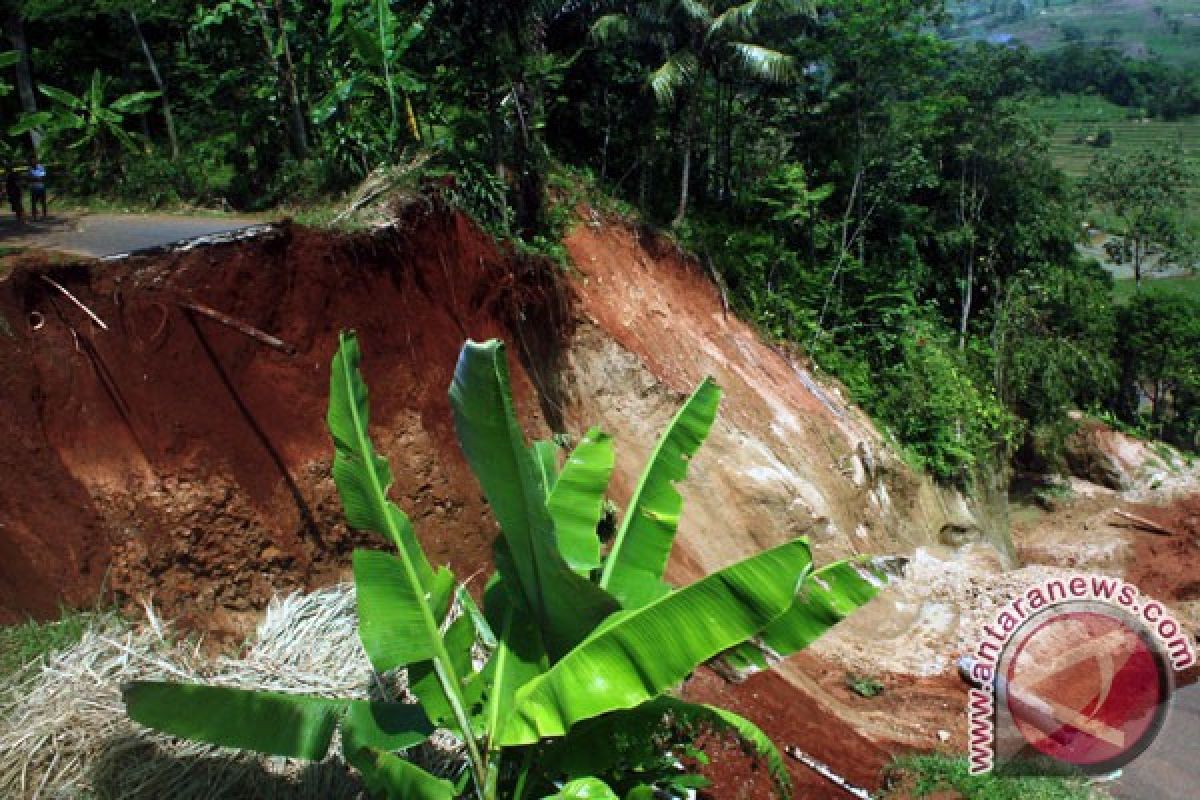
[1036,44,1200,119]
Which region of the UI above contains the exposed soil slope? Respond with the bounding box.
[0,205,1007,794]
[0,207,558,630]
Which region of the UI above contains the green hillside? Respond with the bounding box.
[945,0,1200,67]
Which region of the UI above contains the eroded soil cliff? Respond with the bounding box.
[1,204,1007,795]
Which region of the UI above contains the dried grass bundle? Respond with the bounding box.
[0,585,464,800]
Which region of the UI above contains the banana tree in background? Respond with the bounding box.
[10,69,158,170]
[125,333,894,799]
[316,0,433,161]
[591,0,810,227]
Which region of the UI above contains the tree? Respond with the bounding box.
[1061,24,1085,43]
[1085,148,1195,290]
[1116,291,1200,445]
[190,0,310,159]
[2,2,40,152]
[318,0,431,156]
[10,69,159,171]
[127,5,180,159]
[592,0,807,227]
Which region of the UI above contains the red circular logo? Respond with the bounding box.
[1001,606,1171,771]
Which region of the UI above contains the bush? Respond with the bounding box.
[871,326,1015,482]
[1116,291,1200,450]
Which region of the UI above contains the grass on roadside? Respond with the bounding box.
[884,754,1102,800]
[0,608,112,682]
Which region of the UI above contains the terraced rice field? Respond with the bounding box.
[1030,94,1200,236]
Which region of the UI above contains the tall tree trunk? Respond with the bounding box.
[252,0,308,159]
[1132,235,1143,291]
[672,98,698,228]
[130,11,180,160]
[4,12,40,153]
[959,252,974,351]
[272,0,309,158]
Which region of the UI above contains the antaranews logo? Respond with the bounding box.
[965,573,1195,776]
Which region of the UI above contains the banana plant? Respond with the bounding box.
[9,69,159,170]
[317,0,433,151]
[124,332,892,799]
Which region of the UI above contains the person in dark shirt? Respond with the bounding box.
[28,161,46,220]
[5,164,24,225]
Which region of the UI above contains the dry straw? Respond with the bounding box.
[0,585,465,800]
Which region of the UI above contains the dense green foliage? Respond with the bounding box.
[1084,147,1195,288]
[1035,43,1200,120]
[2,0,1195,479]
[1115,291,1200,449]
[124,333,888,799]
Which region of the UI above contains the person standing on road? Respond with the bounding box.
[5,164,24,225]
[28,161,47,220]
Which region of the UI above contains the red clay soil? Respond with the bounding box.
[564,218,829,429]
[684,667,888,799]
[682,653,969,799]
[1125,494,1200,628]
[0,204,563,631]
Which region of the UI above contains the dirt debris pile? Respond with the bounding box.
[0,208,559,630]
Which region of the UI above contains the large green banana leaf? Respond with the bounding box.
[407,610,486,732]
[355,551,455,672]
[500,538,813,745]
[530,439,561,498]
[342,713,456,800]
[123,682,431,759]
[449,340,618,659]
[600,378,721,609]
[546,427,614,574]
[723,557,891,673]
[341,700,439,752]
[330,332,481,756]
[480,571,548,744]
[328,331,435,589]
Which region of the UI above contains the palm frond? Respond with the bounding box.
[590,13,633,44]
[648,50,699,105]
[709,0,813,40]
[676,0,714,28]
[727,42,796,84]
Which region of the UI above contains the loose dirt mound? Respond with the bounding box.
[0,206,559,631]
[1125,494,1200,629]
